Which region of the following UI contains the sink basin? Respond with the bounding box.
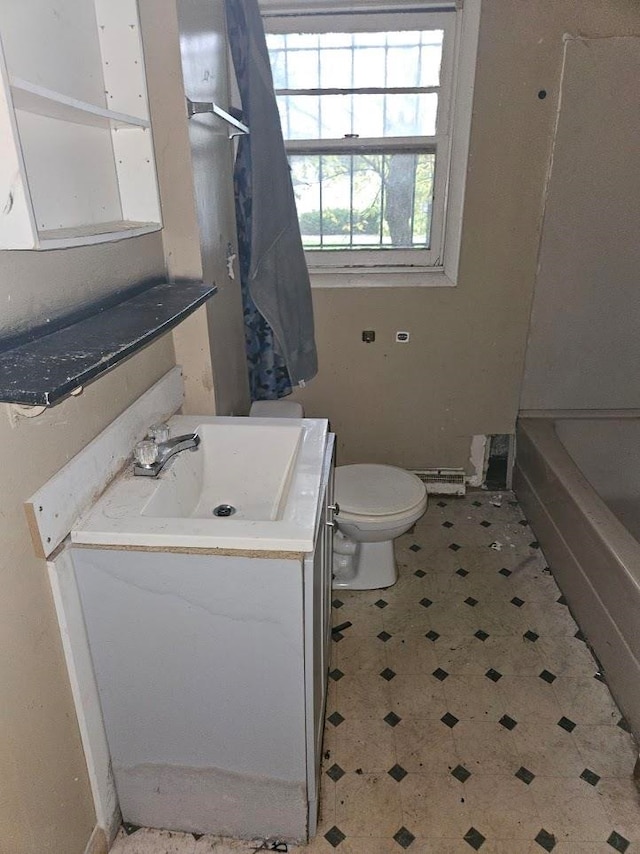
[72,415,329,552]
[142,422,302,521]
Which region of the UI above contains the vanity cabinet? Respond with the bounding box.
[0,0,161,249]
[71,433,335,843]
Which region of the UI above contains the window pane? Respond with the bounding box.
[277,94,322,139]
[269,49,288,90]
[266,30,444,90]
[320,47,353,89]
[290,151,435,250]
[352,46,387,88]
[277,93,437,139]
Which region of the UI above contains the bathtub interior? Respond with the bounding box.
[555,418,640,541]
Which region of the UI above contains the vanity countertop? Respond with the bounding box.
[71,415,330,553]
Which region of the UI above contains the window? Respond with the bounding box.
[265,10,458,270]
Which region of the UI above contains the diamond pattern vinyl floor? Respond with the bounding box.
[109,492,640,854]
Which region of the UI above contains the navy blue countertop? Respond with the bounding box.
[0,280,216,406]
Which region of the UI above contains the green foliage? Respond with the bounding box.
[299,207,381,236]
[292,151,435,245]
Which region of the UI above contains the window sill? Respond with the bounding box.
[308,267,457,289]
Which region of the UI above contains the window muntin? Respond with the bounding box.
[275,93,439,140]
[265,12,455,267]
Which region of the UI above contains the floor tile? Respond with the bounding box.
[463,774,542,839]
[533,634,600,678]
[529,776,611,841]
[381,603,435,634]
[597,777,640,842]
[510,720,585,778]
[302,838,401,853]
[393,717,459,774]
[552,676,620,726]
[114,829,196,854]
[335,773,403,837]
[386,673,448,719]
[333,717,397,773]
[572,724,638,778]
[383,633,439,675]
[192,838,254,853]
[539,845,622,854]
[442,674,507,721]
[498,675,563,723]
[337,673,390,720]
[318,772,336,832]
[335,634,387,674]
[452,720,521,775]
[432,635,491,676]
[330,594,386,635]
[399,773,471,838]
[481,635,544,676]
[520,601,581,638]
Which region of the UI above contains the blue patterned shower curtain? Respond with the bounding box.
[225,0,318,401]
[233,144,292,400]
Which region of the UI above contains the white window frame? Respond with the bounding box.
[261,0,481,287]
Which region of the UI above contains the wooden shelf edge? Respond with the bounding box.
[0,281,217,406]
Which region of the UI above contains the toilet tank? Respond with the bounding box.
[249,400,304,418]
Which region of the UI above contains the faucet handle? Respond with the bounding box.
[148,422,170,443]
[134,440,159,468]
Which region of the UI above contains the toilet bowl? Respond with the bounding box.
[249,402,427,590]
[332,464,427,589]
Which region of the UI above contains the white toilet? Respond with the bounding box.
[249,401,427,590]
[332,464,427,589]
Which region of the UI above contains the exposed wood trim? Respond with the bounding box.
[25,366,184,558]
[48,549,121,841]
[24,501,45,559]
[72,542,305,561]
[84,825,109,854]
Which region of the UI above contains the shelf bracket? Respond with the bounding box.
[186,98,249,137]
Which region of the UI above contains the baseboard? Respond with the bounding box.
[84,825,108,854]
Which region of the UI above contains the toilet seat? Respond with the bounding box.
[335,464,426,517]
[337,499,427,529]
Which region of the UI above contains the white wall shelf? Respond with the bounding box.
[0,0,162,250]
[10,78,151,129]
[38,220,160,249]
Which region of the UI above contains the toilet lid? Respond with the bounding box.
[335,464,426,516]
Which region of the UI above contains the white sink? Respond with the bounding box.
[72,415,329,552]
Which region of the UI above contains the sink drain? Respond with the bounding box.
[213,504,236,517]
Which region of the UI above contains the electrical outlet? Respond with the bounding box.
[395,331,410,343]
[362,330,375,343]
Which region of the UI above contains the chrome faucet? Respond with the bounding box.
[133,432,200,477]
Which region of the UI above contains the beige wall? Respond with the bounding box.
[0,233,165,339]
[292,0,640,471]
[0,243,175,854]
[521,34,640,410]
